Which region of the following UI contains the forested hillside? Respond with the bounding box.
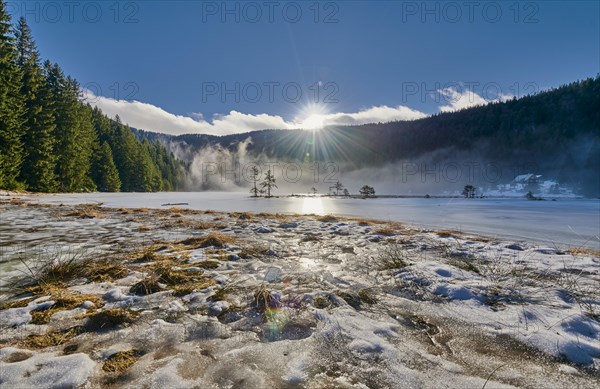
[136,77,600,196]
[0,5,182,192]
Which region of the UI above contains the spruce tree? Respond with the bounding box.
[0,2,25,189]
[49,69,97,192]
[15,17,57,192]
[94,141,121,192]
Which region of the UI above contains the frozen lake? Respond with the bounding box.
[27,192,600,248]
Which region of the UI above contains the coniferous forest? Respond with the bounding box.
[0,5,182,192]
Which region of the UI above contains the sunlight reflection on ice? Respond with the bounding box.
[302,197,325,215]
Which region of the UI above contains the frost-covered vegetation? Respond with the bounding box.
[0,194,598,388]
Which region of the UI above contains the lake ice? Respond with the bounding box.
[29,192,600,248]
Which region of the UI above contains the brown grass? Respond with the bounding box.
[317,215,338,223]
[102,350,143,374]
[172,278,215,297]
[231,212,252,220]
[239,245,268,259]
[435,229,462,238]
[301,234,321,242]
[358,289,378,304]
[83,308,138,332]
[65,206,105,219]
[28,286,105,325]
[0,297,35,310]
[22,327,83,349]
[193,261,220,270]
[252,285,272,313]
[84,259,129,282]
[191,221,217,230]
[374,227,396,236]
[179,233,234,248]
[567,247,600,258]
[129,277,163,296]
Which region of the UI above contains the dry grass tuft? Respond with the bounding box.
[191,221,217,230]
[83,308,138,332]
[374,227,396,236]
[129,277,163,296]
[435,229,462,238]
[567,247,600,258]
[231,212,252,220]
[0,297,35,310]
[353,218,372,226]
[102,349,143,374]
[358,289,378,304]
[65,206,104,219]
[133,249,173,263]
[22,327,83,349]
[29,286,105,324]
[179,233,234,248]
[172,278,215,297]
[31,255,93,286]
[375,242,412,270]
[194,261,220,270]
[84,259,128,282]
[239,245,268,259]
[152,262,192,284]
[252,285,273,313]
[317,215,338,223]
[301,234,321,243]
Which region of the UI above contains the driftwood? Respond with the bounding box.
[161,203,189,206]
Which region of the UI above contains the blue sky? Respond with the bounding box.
[8,0,599,135]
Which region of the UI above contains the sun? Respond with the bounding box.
[296,103,329,130]
[301,114,326,130]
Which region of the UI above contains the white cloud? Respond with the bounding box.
[82,90,427,136]
[315,105,427,126]
[438,87,513,112]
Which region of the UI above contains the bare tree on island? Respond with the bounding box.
[261,169,277,198]
[249,166,260,197]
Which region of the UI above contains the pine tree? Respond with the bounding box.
[49,69,97,192]
[0,2,25,189]
[15,17,57,192]
[94,141,121,192]
[260,169,277,198]
[249,166,260,197]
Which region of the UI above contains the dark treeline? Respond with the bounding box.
[0,5,182,192]
[137,77,600,196]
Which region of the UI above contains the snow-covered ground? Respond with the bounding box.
[0,195,598,388]
[15,191,600,248]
